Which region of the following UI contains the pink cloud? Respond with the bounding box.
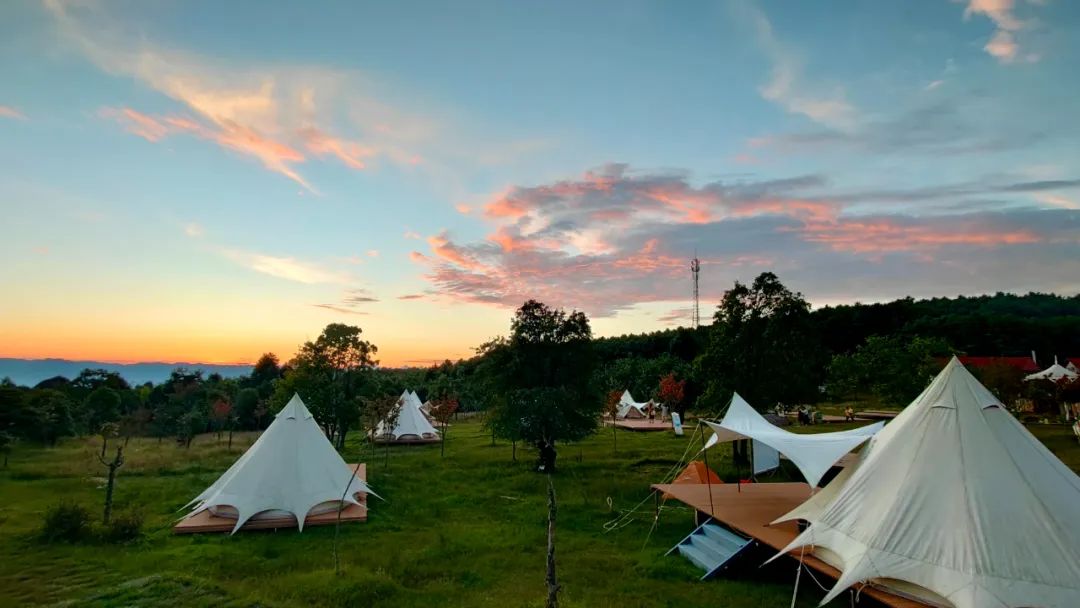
[0,105,26,120]
[409,165,1072,317]
[300,127,376,170]
[797,218,1042,253]
[101,107,314,191]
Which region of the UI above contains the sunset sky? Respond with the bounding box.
[2,0,1079,367]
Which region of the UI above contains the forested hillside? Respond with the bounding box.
[2,280,1077,453]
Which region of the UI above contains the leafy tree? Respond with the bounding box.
[250,352,282,398]
[695,272,821,414]
[234,387,261,429]
[84,387,122,433]
[210,397,233,442]
[657,372,686,415]
[34,376,71,391]
[30,390,75,446]
[70,369,130,397]
[826,335,951,406]
[603,390,621,453]
[486,300,599,472]
[287,324,378,449]
[429,396,458,458]
[0,431,13,468]
[0,385,35,439]
[177,408,207,448]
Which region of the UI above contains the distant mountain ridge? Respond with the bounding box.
[0,358,252,387]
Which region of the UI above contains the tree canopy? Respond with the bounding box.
[486,300,599,472]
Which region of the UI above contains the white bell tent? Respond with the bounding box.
[617,390,652,419]
[771,357,1080,608]
[183,393,375,534]
[702,393,883,486]
[1024,357,1079,382]
[375,390,440,441]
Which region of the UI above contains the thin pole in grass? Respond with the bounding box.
[333,460,364,576]
[698,422,716,517]
[545,474,560,608]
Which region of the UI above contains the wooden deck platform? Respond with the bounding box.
[372,437,442,445]
[174,464,369,534]
[785,413,870,424]
[855,410,899,420]
[604,418,673,432]
[652,482,926,608]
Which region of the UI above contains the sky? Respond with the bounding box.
[1,0,1079,367]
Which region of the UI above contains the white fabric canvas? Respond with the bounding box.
[702,393,882,487]
[772,357,1080,607]
[752,439,780,475]
[183,393,375,534]
[616,389,651,419]
[376,390,441,440]
[1024,362,1078,382]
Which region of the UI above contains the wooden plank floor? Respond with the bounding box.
[174,464,369,534]
[652,482,926,608]
[604,419,673,432]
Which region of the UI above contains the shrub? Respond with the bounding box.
[103,510,144,543]
[40,502,92,543]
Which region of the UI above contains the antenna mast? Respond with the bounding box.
[690,255,701,328]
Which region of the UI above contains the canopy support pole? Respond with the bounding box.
[699,423,716,514]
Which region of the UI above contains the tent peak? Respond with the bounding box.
[277,393,314,420]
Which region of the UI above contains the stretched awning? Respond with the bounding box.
[702,393,882,487]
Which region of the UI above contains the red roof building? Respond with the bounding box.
[953,356,1040,373]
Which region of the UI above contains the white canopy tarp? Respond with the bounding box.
[617,389,652,419]
[1024,360,1078,382]
[702,393,882,487]
[183,393,375,534]
[376,390,440,440]
[752,440,780,475]
[772,357,1080,608]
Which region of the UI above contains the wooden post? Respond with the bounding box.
[99,445,125,524]
[545,475,560,608]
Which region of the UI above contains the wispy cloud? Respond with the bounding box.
[100,106,314,191]
[183,222,205,238]
[45,0,552,198]
[398,294,425,300]
[220,248,351,284]
[751,100,1046,157]
[741,2,857,130]
[960,0,1040,64]
[46,1,440,192]
[312,304,368,315]
[0,105,26,120]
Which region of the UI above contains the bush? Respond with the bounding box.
[40,502,92,543]
[104,510,144,543]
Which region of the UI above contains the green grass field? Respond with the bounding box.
[1,418,1077,607]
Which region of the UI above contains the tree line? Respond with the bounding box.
[3,274,1077,461]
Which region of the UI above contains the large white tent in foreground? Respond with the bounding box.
[702,393,883,487]
[375,390,440,441]
[772,357,1080,608]
[183,393,375,534]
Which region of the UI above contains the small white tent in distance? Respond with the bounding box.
[1024,357,1079,382]
[617,390,652,419]
[182,393,375,534]
[375,390,441,441]
[772,357,1080,607]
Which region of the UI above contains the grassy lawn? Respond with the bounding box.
[1,418,1077,607]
